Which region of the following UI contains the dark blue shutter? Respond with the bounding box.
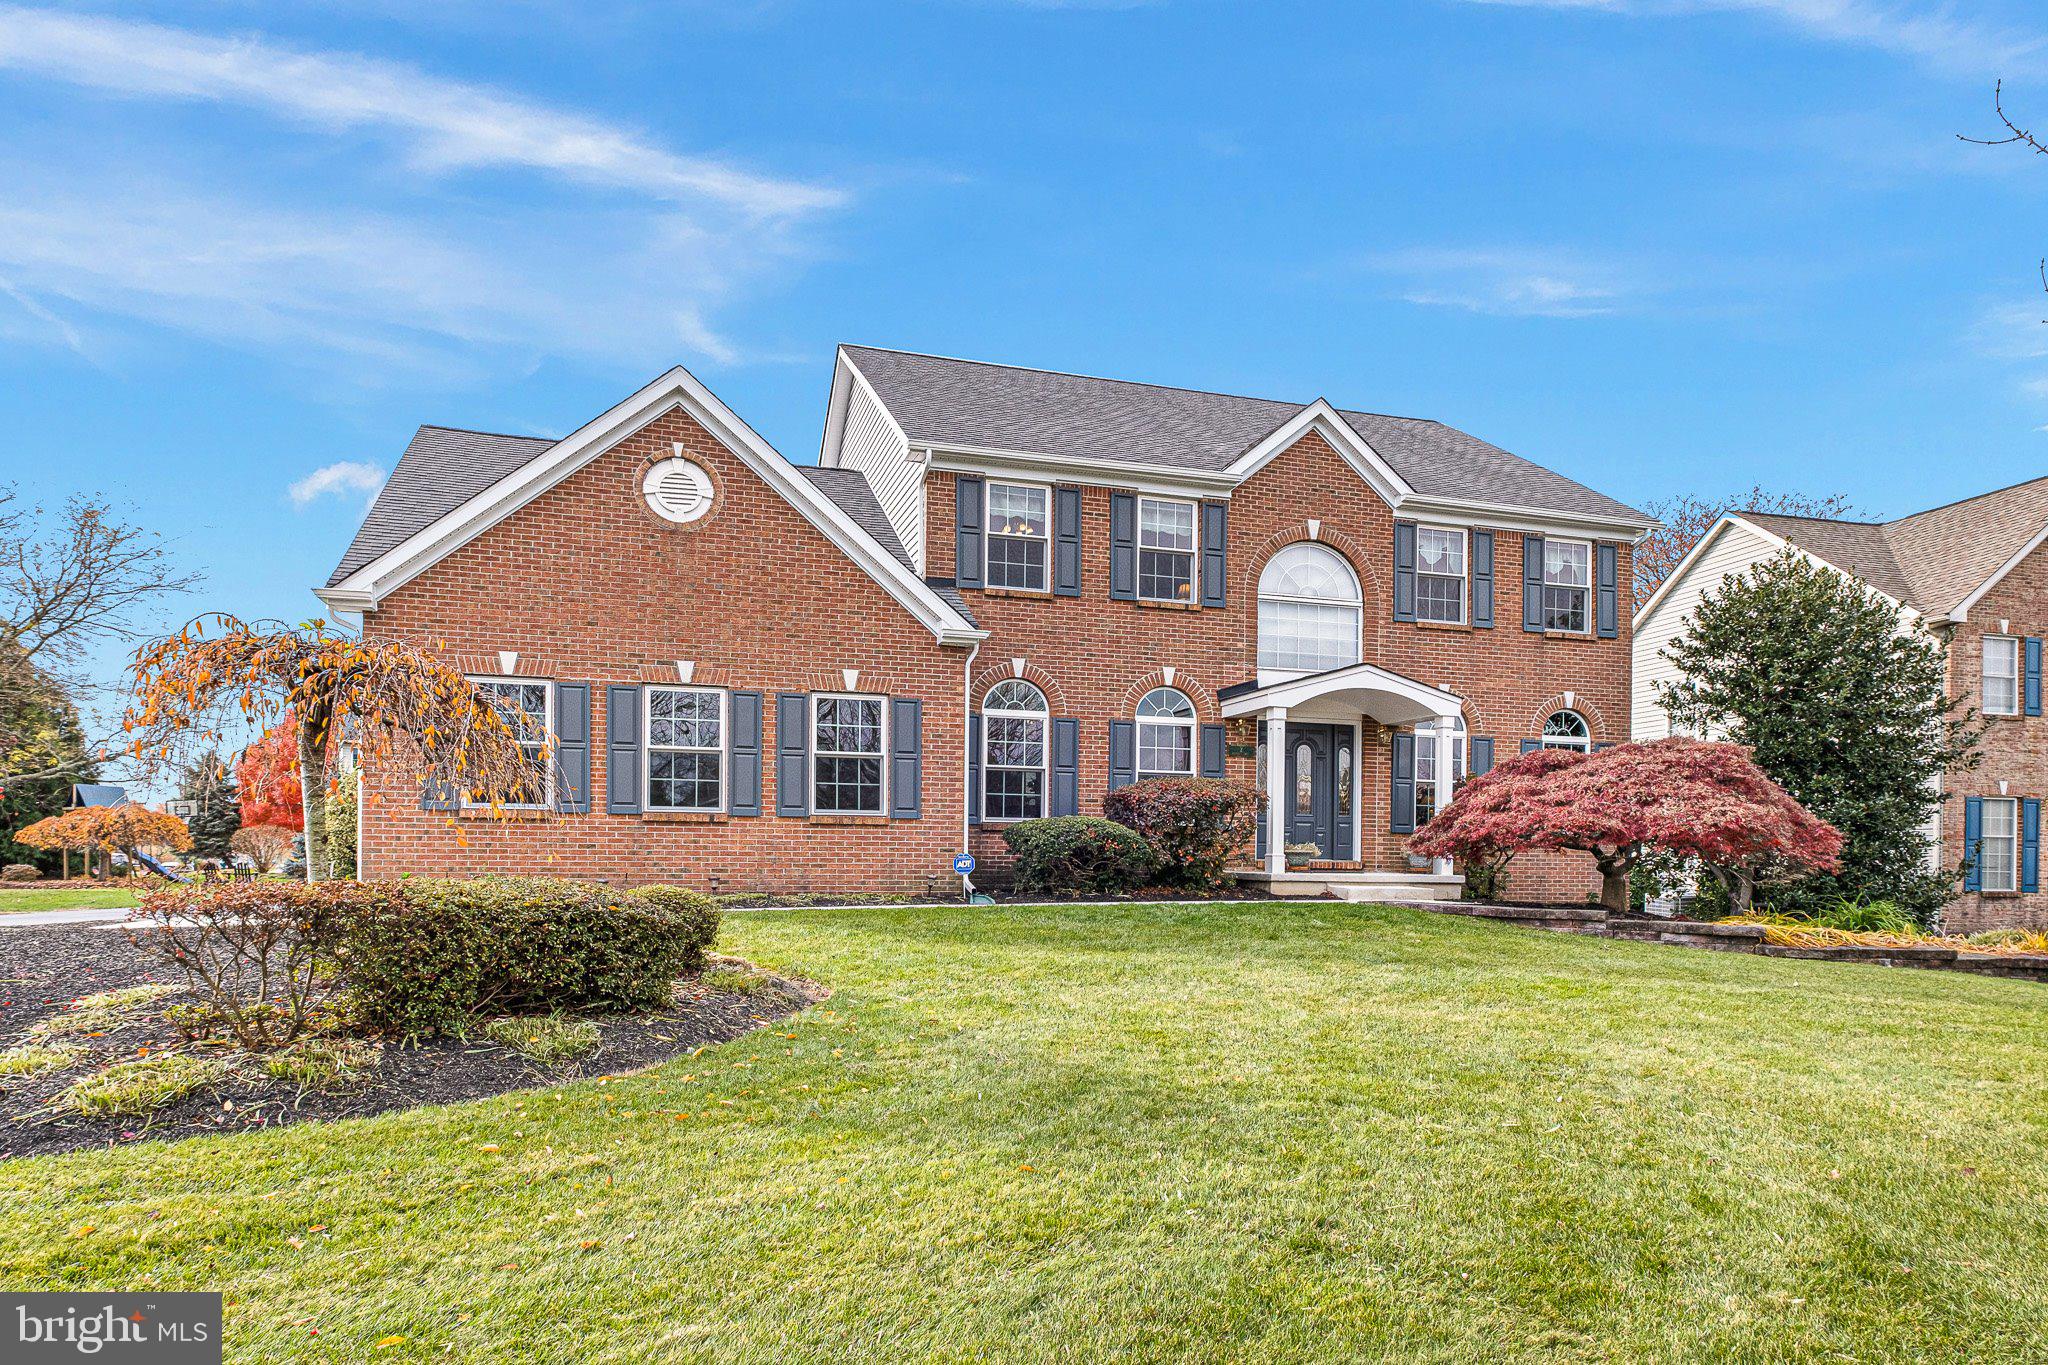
[1470,736,1495,777]
[553,682,591,813]
[967,713,983,825]
[889,698,921,819]
[1389,731,1416,835]
[954,477,985,591]
[730,690,763,817]
[1392,521,1417,623]
[1472,530,1494,629]
[1523,535,1545,632]
[1051,718,1079,816]
[1109,492,1137,601]
[605,684,642,815]
[2026,798,2041,894]
[776,693,810,817]
[1108,720,1136,789]
[2028,638,2042,717]
[1596,543,1620,639]
[1054,487,1082,597]
[1964,796,1983,892]
[1520,739,1542,754]
[1200,503,1228,608]
[1200,724,1226,778]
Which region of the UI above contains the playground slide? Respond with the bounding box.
[128,849,191,884]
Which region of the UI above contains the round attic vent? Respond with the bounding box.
[644,457,713,524]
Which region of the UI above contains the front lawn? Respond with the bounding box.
[3,901,2045,1360]
[0,886,138,913]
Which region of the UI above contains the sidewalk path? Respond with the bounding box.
[1,906,133,928]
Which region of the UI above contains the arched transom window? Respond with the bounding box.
[1258,544,1362,673]
[982,679,1048,821]
[1541,709,1591,752]
[1136,687,1196,779]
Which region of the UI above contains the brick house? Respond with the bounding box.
[317,347,1653,901]
[1634,478,2048,933]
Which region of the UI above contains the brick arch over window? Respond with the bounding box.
[1530,693,1612,742]
[792,667,915,696]
[972,661,1070,715]
[1117,669,1218,718]
[450,650,571,680]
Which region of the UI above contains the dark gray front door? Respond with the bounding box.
[1284,724,1352,860]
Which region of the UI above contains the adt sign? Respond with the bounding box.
[952,853,976,876]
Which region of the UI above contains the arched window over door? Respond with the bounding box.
[1258,544,1362,673]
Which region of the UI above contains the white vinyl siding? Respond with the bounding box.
[832,368,926,572]
[1631,520,1780,740]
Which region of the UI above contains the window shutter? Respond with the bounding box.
[1200,502,1228,608]
[1109,492,1137,601]
[1522,535,1545,632]
[776,693,810,818]
[1054,487,1082,597]
[1520,739,1542,754]
[2026,798,2041,894]
[553,681,591,813]
[1470,736,1495,777]
[1596,542,1619,639]
[967,713,984,825]
[1051,718,1079,816]
[2028,638,2042,717]
[730,690,763,817]
[1964,796,1983,892]
[605,684,642,815]
[1108,720,1136,789]
[1389,730,1416,835]
[888,698,922,819]
[954,476,985,591]
[1472,530,1494,629]
[1392,521,1417,623]
[1200,723,1226,778]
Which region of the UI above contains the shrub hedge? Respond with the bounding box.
[1003,816,1160,897]
[1102,778,1259,890]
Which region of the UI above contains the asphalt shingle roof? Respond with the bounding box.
[327,426,557,586]
[839,345,1649,525]
[798,466,977,625]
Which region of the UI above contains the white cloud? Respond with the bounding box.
[0,6,842,218]
[1457,0,2048,77]
[1364,247,1633,318]
[290,460,387,507]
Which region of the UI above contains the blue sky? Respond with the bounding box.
[4,0,2048,724]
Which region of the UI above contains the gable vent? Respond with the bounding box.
[644,457,714,524]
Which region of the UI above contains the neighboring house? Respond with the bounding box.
[68,783,128,809]
[317,347,1653,901]
[1634,478,2048,933]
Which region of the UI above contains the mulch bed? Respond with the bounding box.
[0,925,823,1160]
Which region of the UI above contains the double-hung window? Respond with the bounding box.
[813,694,886,814]
[1542,539,1592,633]
[982,680,1048,821]
[1984,636,2021,717]
[1412,716,1468,827]
[646,686,725,812]
[1980,796,2020,893]
[1415,527,1467,624]
[470,678,551,807]
[1136,687,1196,778]
[1137,498,1197,602]
[986,482,1050,591]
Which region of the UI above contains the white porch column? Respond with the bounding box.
[1431,709,1457,877]
[1264,707,1287,876]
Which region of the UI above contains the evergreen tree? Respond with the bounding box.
[0,685,93,873]
[177,749,241,863]
[1660,549,1981,923]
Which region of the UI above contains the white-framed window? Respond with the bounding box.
[1413,715,1468,827]
[1137,497,1198,603]
[468,677,552,807]
[1980,796,2020,893]
[986,482,1051,592]
[1541,709,1591,751]
[1258,543,1362,673]
[1416,527,1467,625]
[813,693,886,814]
[982,679,1048,821]
[1984,636,2021,717]
[1542,539,1592,634]
[1136,687,1196,778]
[646,686,725,813]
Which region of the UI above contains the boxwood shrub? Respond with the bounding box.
[1003,816,1160,897]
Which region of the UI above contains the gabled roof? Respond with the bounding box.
[328,427,556,587]
[1739,476,2048,621]
[838,344,1651,529]
[70,783,128,808]
[797,467,977,626]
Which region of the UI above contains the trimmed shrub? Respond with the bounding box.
[340,877,705,1037]
[625,885,721,971]
[1003,817,1160,897]
[2,863,40,882]
[1102,778,1259,890]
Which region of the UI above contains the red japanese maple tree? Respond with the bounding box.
[235,716,304,833]
[1410,737,1843,912]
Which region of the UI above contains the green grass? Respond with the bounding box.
[481,1014,600,1065]
[258,1039,381,1089]
[27,984,178,1039]
[0,1043,76,1077]
[4,901,2047,1361]
[59,1053,226,1118]
[0,886,139,912]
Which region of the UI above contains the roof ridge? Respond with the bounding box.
[1741,509,1888,527]
[417,423,558,443]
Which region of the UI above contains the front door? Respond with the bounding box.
[1283,724,1353,861]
